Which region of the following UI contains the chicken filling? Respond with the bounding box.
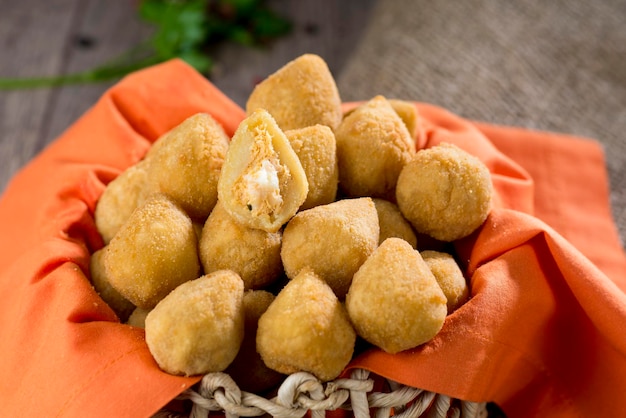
[242,158,285,217]
[233,125,289,220]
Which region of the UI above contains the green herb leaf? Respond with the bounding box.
[251,8,293,40]
[141,0,209,60]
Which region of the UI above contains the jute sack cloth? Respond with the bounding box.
[338,0,626,247]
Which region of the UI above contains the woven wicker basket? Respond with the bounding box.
[155,369,489,418]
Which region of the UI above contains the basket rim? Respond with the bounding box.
[155,368,488,418]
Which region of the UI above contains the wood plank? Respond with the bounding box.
[210,0,377,106]
[43,0,154,146]
[0,0,81,193]
[0,0,376,194]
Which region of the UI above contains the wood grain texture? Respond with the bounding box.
[0,0,81,192]
[210,0,376,106]
[44,1,155,144]
[0,0,376,193]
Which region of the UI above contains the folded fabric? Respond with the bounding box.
[0,59,624,418]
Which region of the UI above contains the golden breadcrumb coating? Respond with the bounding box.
[285,124,338,210]
[95,159,149,244]
[89,248,135,322]
[104,194,200,309]
[396,142,493,241]
[421,250,469,313]
[246,54,343,131]
[92,54,489,385]
[126,307,151,329]
[256,270,356,381]
[346,238,447,354]
[226,290,284,393]
[145,270,245,376]
[199,202,282,290]
[281,198,379,298]
[372,198,418,248]
[145,113,230,220]
[388,99,420,140]
[335,95,415,200]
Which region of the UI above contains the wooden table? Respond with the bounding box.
[0,0,375,193]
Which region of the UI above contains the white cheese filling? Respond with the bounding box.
[242,159,283,213]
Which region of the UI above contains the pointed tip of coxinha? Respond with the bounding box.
[218,109,309,232]
[245,54,343,131]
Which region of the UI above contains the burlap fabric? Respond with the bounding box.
[338,0,625,247]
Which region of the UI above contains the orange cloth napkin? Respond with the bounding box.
[0,59,624,418]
